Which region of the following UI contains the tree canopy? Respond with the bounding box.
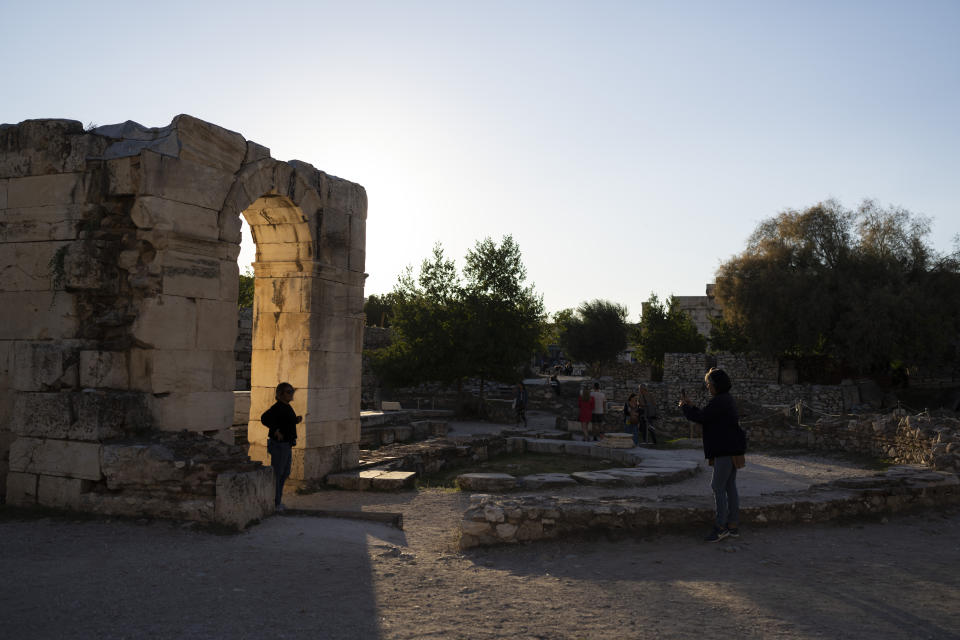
[368,236,545,398]
[634,293,706,374]
[559,299,629,373]
[714,199,960,373]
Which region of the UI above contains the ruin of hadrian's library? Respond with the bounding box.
[0,115,367,529]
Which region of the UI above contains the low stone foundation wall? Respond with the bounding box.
[460,466,960,548]
[6,430,273,530]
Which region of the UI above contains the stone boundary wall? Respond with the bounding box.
[235,308,252,390]
[460,467,960,548]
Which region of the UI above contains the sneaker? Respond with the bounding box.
[704,527,729,542]
[726,527,740,538]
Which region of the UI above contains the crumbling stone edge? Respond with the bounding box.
[459,466,960,549]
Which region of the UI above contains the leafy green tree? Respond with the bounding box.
[238,267,254,308]
[363,293,397,327]
[560,299,629,375]
[635,294,706,377]
[714,199,960,373]
[368,237,546,410]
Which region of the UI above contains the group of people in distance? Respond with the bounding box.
[264,366,746,544]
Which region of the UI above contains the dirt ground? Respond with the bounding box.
[2,423,960,640]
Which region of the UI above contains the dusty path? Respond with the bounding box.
[3,436,960,640]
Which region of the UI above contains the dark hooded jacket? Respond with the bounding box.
[681,392,746,459]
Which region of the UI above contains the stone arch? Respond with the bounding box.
[0,114,366,523]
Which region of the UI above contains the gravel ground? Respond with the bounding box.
[2,419,958,639]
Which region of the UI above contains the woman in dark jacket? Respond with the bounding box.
[680,368,747,542]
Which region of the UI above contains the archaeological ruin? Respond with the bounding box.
[0,115,367,528]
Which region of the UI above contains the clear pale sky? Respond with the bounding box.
[3,1,958,320]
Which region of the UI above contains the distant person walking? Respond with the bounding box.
[578,386,595,441]
[680,368,747,542]
[637,384,659,445]
[623,393,642,446]
[590,383,606,440]
[514,382,528,428]
[260,382,302,511]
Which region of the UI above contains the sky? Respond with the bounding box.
[3,0,958,321]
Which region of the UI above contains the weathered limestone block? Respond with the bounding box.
[79,492,216,522]
[0,241,70,291]
[38,475,92,510]
[233,391,251,425]
[160,251,221,299]
[0,206,85,242]
[130,349,235,393]
[253,275,312,314]
[99,442,196,490]
[131,196,220,242]
[220,260,240,301]
[130,295,197,349]
[6,173,86,208]
[139,150,235,211]
[0,120,109,177]
[152,391,234,432]
[301,419,360,448]
[0,291,77,340]
[196,299,238,350]
[0,177,6,207]
[9,437,102,480]
[5,471,39,505]
[169,115,247,173]
[520,473,579,490]
[306,387,360,423]
[215,467,274,530]
[250,349,310,388]
[79,350,129,388]
[12,341,80,391]
[457,473,518,492]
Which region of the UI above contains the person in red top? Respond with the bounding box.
[578,386,595,441]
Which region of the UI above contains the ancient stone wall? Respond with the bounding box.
[1,115,366,521]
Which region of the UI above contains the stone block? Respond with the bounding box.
[0,291,77,340]
[0,205,85,243]
[250,349,310,389]
[152,390,234,432]
[131,196,220,242]
[160,251,221,299]
[253,276,313,314]
[106,156,139,195]
[319,209,350,269]
[5,471,38,506]
[215,467,273,530]
[37,475,92,510]
[0,240,71,291]
[79,350,129,388]
[172,115,247,174]
[100,442,180,488]
[233,391,251,426]
[520,473,578,490]
[305,386,359,423]
[139,150,235,211]
[457,473,518,492]
[131,295,197,350]
[0,178,6,208]
[302,419,360,448]
[196,299,238,350]
[9,437,102,480]
[220,260,240,301]
[6,173,85,208]
[12,341,80,391]
[130,348,235,393]
[370,471,416,491]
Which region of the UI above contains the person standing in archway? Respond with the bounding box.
[261,382,302,512]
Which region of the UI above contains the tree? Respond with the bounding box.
[238,267,254,308]
[560,300,629,375]
[363,293,397,327]
[714,199,960,374]
[634,294,706,377]
[368,237,546,411]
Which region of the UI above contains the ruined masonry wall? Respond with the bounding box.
[0,115,367,523]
